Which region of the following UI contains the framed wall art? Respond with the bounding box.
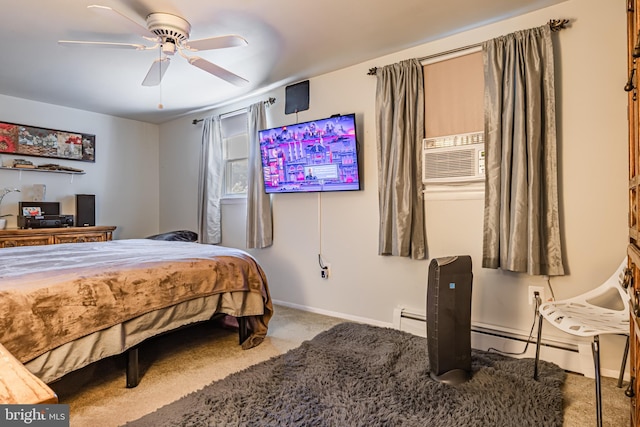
[0,121,95,162]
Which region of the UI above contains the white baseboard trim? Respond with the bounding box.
[392,306,626,380]
[270,300,626,380]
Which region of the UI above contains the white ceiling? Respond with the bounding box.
[0,0,567,124]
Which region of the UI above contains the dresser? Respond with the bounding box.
[0,226,116,248]
[628,0,640,425]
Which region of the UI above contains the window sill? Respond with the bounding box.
[423,182,484,201]
[221,196,247,205]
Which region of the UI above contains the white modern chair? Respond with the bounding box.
[533,258,631,427]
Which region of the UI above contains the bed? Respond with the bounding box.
[0,238,273,387]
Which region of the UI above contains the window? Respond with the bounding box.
[220,111,249,197]
[423,50,484,139]
[422,49,485,196]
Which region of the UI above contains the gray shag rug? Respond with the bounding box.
[124,322,565,427]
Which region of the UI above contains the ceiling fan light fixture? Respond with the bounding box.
[162,40,176,55]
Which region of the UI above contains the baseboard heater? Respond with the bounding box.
[393,306,604,379]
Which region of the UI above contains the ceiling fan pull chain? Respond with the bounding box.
[158,47,164,109]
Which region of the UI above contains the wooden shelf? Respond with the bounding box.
[0,166,85,175]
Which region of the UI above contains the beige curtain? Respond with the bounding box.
[482,25,565,276]
[246,101,273,248]
[197,116,223,244]
[375,58,427,260]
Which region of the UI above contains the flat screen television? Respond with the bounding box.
[259,113,361,194]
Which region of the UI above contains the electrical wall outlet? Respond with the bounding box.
[528,285,545,306]
[320,264,331,279]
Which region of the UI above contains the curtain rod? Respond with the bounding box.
[366,19,570,76]
[191,97,276,125]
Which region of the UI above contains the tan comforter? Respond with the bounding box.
[0,239,272,363]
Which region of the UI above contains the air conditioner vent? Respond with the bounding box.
[424,148,476,179]
[422,132,485,184]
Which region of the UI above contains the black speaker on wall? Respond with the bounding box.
[426,255,473,385]
[76,194,95,227]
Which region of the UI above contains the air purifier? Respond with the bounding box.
[426,255,473,385]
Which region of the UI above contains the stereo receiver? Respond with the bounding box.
[18,215,74,229]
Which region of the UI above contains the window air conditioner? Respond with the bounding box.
[422,132,485,184]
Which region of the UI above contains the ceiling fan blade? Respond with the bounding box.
[88,4,157,40]
[185,35,248,51]
[58,40,147,50]
[188,56,249,86]
[142,57,170,86]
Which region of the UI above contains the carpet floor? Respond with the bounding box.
[49,305,630,426]
[124,322,565,427]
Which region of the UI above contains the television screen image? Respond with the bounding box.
[259,114,360,194]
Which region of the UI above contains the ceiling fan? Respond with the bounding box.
[59,5,249,87]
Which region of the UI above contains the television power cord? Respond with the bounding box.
[318,254,329,273]
[487,292,542,356]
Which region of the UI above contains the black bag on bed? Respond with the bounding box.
[145,230,198,242]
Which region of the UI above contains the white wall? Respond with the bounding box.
[0,94,160,239]
[158,0,628,375]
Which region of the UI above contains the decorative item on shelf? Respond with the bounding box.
[0,187,20,230]
[12,158,35,169]
[32,184,46,202]
[37,163,84,173]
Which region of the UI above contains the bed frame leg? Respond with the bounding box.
[238,317,248,345]
[126,347,140,388]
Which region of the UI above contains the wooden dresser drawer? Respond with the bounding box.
[0,226,116,247]
[0,235,52,247]
[54,232,110,244]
